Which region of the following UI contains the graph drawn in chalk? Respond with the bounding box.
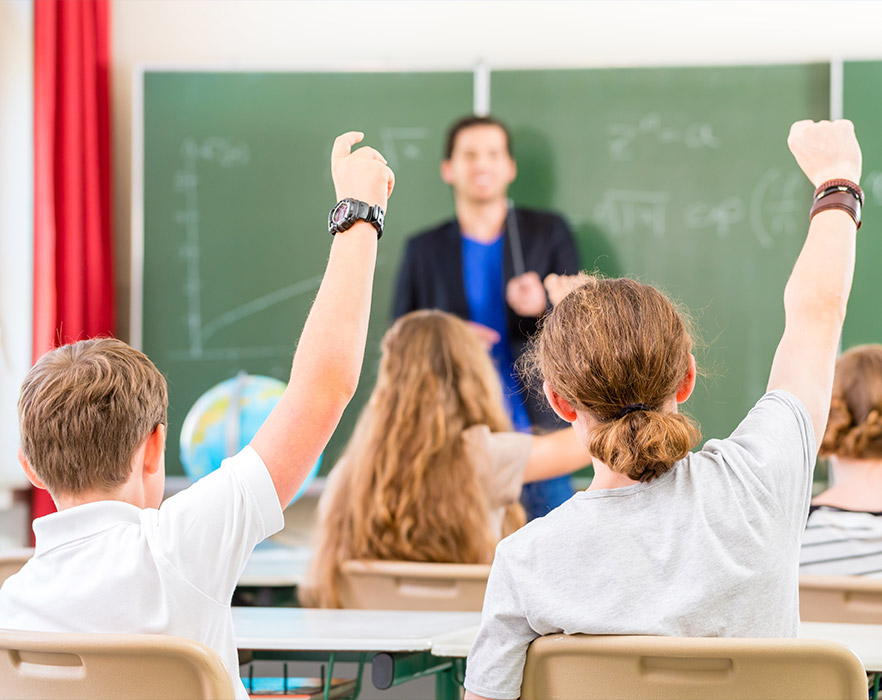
[173,143,394,361]
[174,136,326,360]
[380,127,429,170]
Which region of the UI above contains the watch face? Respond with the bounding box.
[331,201,351,225]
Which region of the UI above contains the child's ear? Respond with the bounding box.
[18,448,47,490]
[676,354,697,404]
[143,424,167,476]
[543,381,578,423]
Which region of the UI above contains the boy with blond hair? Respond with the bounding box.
[0,132,394,699]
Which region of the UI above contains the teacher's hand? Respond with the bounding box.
[506,272,548,317]
[468,322,501,352]
[544,273,587,306]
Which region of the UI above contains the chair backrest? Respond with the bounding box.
[800,574,882,623]
[0,628,236,699]
[0,548,34,587]
[338,560,490,611]
[520,634,868,700]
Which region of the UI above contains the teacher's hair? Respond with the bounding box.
[821,344,882,459]
[303,310,519,608]
[525,276,700,482]
[444,115,513,159]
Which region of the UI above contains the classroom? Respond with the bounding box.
[2,1,882,698]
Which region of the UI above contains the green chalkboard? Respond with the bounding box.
[142,71,473,477]
[842,61,882,350]
[492,65,829,445]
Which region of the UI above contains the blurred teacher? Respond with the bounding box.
[393,115,581,519]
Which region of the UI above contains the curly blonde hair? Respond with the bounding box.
[304,310,522,608]
[821,345,882,459]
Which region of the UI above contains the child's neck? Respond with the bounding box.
[53,478,149,511]
[813,456,882,512]
[587,461,640,491]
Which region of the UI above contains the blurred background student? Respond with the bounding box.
[801,345,882,577]
[302,310,589,608]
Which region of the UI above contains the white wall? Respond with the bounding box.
[112,0,882,340]
[0,0,33,492]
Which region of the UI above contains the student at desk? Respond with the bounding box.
[801,344,882,576]
[302,309,590,609]
[464,119,863,700]
[0,132,394,699]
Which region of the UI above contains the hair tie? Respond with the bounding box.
[617,403,652,419]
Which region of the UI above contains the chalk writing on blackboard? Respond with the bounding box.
[608,114,719,161]
[684,197,745,239]
[594,190,669,237]
[749,169,804,249]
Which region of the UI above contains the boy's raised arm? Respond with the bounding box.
[767,120,862,449]
[252,132,395,506]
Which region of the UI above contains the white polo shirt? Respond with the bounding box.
[0,446,284,700]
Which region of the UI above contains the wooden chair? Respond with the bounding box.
[0,548,33,586]
[800,574,882,624]
[338,560,490,611]
[0,628,236,699]
[520,634,868,700]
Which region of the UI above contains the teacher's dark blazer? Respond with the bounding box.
[392,208,580,430]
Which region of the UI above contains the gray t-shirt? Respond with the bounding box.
[464,391,815,700]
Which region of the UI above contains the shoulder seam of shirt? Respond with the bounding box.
[151,458,274,606]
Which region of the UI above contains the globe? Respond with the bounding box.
[179,373,321,503]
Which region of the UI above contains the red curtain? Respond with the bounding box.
[32,0,115,522]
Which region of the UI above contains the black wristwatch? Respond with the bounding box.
[328,198,384,239]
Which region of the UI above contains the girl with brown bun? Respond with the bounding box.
[302,309,590,609]
[801,345,882,576]
[464,119,863,700]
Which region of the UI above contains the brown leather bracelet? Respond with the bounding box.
[813,178,864,206]
[810,191,862,229]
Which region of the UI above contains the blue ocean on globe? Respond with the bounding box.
[180,373,321,503]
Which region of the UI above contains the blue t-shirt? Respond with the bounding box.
[461,233,532,432]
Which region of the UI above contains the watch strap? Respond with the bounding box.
[328,198,384,239]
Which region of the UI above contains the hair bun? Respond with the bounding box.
[588,411,700,482]
[838,406,882,458]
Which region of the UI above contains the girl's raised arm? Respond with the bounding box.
[767,120,862,450]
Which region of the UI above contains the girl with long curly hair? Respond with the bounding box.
[302,309,590,608]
